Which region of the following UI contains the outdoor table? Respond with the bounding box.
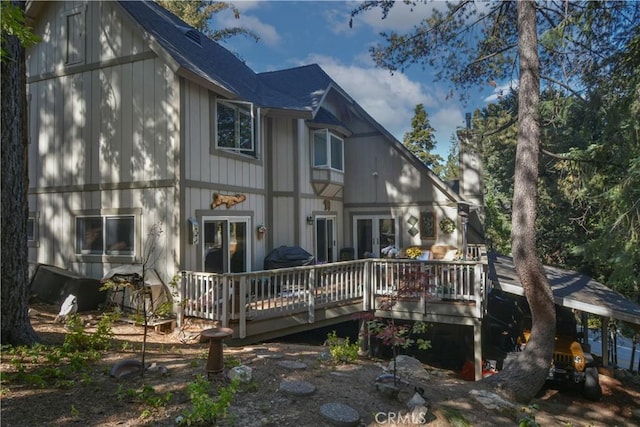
[201,327,234,376]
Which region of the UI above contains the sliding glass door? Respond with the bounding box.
[202,217,250,273]
[315,216,336,263]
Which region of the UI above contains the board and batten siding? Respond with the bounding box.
[182,80,265,189]
[26,1,181,283]
[28,187,178,283]
[183,188,267,272]
[343,134,460,250]
[27,2,149,76]
[181,80,269,272]
[344,135,452,205]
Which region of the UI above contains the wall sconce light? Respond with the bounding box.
[306,215,314,225]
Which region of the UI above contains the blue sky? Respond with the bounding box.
[211,1,502,158]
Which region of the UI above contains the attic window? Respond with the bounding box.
[64,6,86,65]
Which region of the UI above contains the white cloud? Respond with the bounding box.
[324,3,358,36]
[483,80,518,103]
[350,0,446,32]
[215,13,281,47]
[229,1,261,13]
[306,54,428,139]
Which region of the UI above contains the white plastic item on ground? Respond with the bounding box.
[55,294,77,322]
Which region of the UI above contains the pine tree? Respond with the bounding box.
[402,104,443,171]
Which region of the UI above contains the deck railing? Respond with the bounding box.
[180,255,487,338]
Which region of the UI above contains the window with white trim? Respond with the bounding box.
[313,129,343,172]
[75,215,135,256]
[215,100,256,157]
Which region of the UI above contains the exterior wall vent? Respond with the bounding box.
[184,29,202,46]
[176,26,202,47]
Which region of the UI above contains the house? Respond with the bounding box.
[24,0,494,378]
[28,0,640,379]
[25,0,483,286]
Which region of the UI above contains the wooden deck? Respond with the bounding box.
[179,255,488,378]
[180,256,487,336]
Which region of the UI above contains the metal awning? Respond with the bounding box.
[488,252,640,327]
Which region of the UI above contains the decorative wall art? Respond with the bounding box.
[211,193,246,209]
[419,211,436,240]
[407,215,419,237]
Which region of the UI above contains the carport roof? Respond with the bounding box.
[488,252,640,326]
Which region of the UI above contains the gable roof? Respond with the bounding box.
[259,64,462,202]
[258,64,340,112]
[28,0,463,203]
[116,0,311,114]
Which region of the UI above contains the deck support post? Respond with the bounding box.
[473,320,482,381]
[601,316,610,367]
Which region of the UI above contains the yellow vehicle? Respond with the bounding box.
[485,290,602,401]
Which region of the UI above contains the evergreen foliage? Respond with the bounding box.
[156,1,258,43]
[402,104,443,171]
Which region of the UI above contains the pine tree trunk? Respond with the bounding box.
[483,0,556,402]
[1,1,39,345]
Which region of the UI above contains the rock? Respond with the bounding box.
[317,351,331,361]
[319,402,361,427]
[407,392,426,409]
[109,359,143,379]
[388,355,431,382]
[375,373,409,386]
[410,405,429,424]
[255,352,283,359]
[330,371,351,378]
[469,389,517,412]
[147,362,169,376]
[228,365,252,383]
[279,380,316,396]
[277,360,307,369]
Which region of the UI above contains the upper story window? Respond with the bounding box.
[64,6,85,65]
[313,129,343,172]
[215,100,257,157]
[75,214,135,256]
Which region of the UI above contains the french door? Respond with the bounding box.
[315,216,336,263]
[202,217,250,273]
[354,216,397,259]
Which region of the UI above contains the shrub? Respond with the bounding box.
[325,330,359,364]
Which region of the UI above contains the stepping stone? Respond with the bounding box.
[277,360,307,369]
[279,380,316,396]
[329,371,351,378]
[319,402,361,427]
[255,352,284,359]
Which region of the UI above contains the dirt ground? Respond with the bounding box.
[1,304,639,426]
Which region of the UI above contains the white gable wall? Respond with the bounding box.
[343,131,460,252]
[27,1,181,284]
